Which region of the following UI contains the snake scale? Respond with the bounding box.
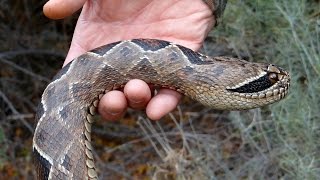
[33,1,290,180]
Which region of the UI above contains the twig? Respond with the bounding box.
[93,150,131,178]
[6,113,34,120]
[0,49,65,59]
[0,58,50,82]
[0,49,66,82]
[0,90,34,133]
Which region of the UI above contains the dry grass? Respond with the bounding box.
[0,0,319,179]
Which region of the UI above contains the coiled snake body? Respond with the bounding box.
[33,38,290,179]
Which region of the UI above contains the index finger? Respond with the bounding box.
[43,0,87,19]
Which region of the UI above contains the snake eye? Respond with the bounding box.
[268,72,278,84]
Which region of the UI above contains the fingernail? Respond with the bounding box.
[129,97,143,104]
[131,100,143,104]
[106,110,122,116]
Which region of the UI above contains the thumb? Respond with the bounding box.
[43,0,87,19]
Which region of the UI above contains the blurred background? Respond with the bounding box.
[0,0,319,179]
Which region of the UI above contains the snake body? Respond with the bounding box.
[33,38,290,179]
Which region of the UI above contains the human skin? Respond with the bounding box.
[43,0,215,120]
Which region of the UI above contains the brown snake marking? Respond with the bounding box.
[33,39,290,179]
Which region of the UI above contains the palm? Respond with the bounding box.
[65,0,214,64]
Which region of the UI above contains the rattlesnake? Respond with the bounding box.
[33,1,290,179]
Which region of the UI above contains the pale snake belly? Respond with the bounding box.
[32,2,290,180]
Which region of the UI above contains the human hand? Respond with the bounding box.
[43,0,215,120]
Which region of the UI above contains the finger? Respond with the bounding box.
[43,0,86,19]
[146,89,182,120]
[98,90,127,121]
[124,79,152,109]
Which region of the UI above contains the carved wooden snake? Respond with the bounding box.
[33,1,290,180]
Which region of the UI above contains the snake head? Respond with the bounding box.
[221,63,290,110]
[185,59,290,110]
[227,64,289,94]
